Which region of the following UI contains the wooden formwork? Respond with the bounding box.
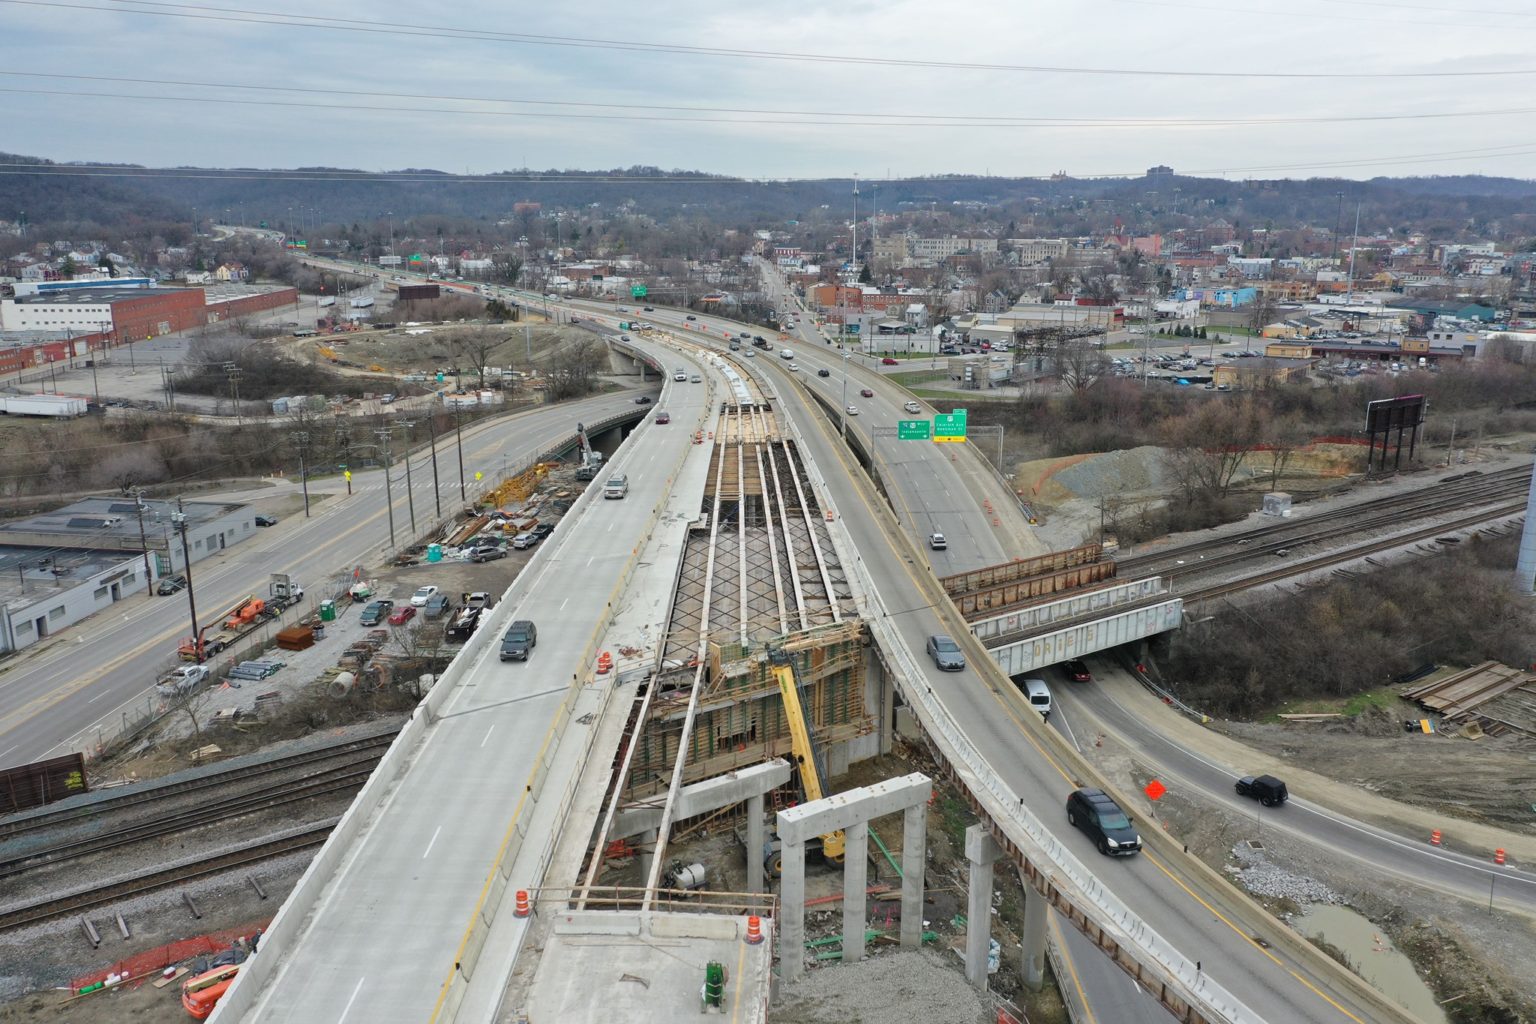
[952,561,1118,620]
[940,543,1104,598]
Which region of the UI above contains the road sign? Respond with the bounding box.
[631,284,648,298]
[1144,780,1166,801]
[933,409,968,443]
[897,420,931,441]
[844,323,861,334]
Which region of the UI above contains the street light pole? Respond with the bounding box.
[425,408,442,517]
[398,421,418,535]
[292,432,312,517]
[131,489,154,602]
[453,402,467,502]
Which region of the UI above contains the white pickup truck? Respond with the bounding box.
[157,664,210,698]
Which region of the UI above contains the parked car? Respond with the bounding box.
[410,585,439,607]
[359,600,394,626]
[511,531,538,550]
[860,388,875,398]
[531,523,555,541]
[423,593,454,620]
[156,665,210,698]
[1066,788,1142,857]
[817,368,831,378]
[1063,659,1092,683]
[634,396,653,405]
[881,357,899,365]
[1235,775,1289,807]
[904,401,921,414]
[655,410,671,424]
[469,545,506,562]
[254,515,278,527]
[387,605,416,626]
[500,620,538,661]
[157,574,188,596]
[925,634,965,671]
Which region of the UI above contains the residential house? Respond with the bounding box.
[213,262,249,282]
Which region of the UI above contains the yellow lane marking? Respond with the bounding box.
[1047,914,1098,1024]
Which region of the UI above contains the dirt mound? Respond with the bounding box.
[1015,446,1171,505]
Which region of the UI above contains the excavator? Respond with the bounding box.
[759,646,845,875]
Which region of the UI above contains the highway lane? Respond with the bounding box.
[1053,661,1536,915]
[236,337,711,1023]
[0,389,655,770]
[759,349,1404,1024]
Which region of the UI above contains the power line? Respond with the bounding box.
[7,0,1536,79]
[0,71,1531,130]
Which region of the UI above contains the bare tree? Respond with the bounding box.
[1161,397,1263,500]
[1054,336,1111,393]
[1247,291,1279,335]
[444,328,503,389]
[1259,413,1310,491]
[544,337,606,400]
[96,449,164,494]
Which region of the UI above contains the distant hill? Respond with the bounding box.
[3,152,1535,241]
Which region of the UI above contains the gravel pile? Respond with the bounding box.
[1229,842,1341,905]
[771,949,987,1024]
[1049,446,1172,500]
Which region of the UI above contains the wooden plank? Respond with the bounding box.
[154,967,189,989]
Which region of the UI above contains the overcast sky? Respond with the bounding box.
[4,0,1534,181]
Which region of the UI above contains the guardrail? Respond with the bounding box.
[773,360,1419,1024]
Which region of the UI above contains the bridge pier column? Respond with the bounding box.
[900,803,926,949]
[842,822,869,963]
[780,837,807,981]
[964,824,1003,988]
[640,828,659,888]
[746,793,765,894]
[873,654,894,755]
[1020,867,1049,991]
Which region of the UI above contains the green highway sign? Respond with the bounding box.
[631,284,648,298]
[897,420,931,441]
[933,408,968,443]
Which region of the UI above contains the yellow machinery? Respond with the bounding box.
[768,647,845,868]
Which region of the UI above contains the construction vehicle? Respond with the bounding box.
[756,647,845,875]
[178,576,304,661]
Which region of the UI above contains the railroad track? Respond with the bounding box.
[1183,504,1526,603]
[0,824,334,933]
[0,759,376,879]
[1117,467,1531,582]
[0,728,396,842]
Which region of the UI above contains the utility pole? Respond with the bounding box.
[131,489,154,601]
[223,361,243,425]
[453,402,467,502]
[292,432,312,517]
[375,428,397,550]
[424,409,442,517]
[172,498,203,662]
[398,421,418,535]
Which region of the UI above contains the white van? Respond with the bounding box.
[1021,678,1052,719]
[779,348,795,360]
[603,474,629,499]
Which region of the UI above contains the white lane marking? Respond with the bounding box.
[337,976,367,1024]
[607,521,614,532]
[480,725,495,748]
[587,556,594,566]
[0,744,17,760]
[86,691,106,703]
[422,825,442,860]
[1055,704,1081,753]
[560,597,569,611]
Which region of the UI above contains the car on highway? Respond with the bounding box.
[410,585,439,607]
[655,410,671,424]
[929,532,947,550]
[500,620,538,661]
[925,634,965,671]
[634,396,653,404]
[511,531,538,549]
[742,349,755,358]
[643,306,655,312]
[254,515,279,527]
[817,368,830,378]
[1021,677,1052,718]
[686,314,697,321]
[787,363,799,372]
[860,388,874,398]
[1063,659,1092,683]
[673,370,687,382]
[881,357,899,365]
[387,605,416,626]
[1066,788,1142,857]
[845,404,859,416]
[423,593,454,620]
[1235,775,1289,807]
[359,600,394,627]
[468,545,507,562]
[157,574,188,596]
[904,401,921,414]
[690,374,701,382]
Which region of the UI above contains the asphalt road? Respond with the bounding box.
[0,388,657,770]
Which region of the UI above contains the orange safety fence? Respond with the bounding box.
[70,916,272,992]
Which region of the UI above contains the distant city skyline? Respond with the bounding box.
[4,0,1535,181]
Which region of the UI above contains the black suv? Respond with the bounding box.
[1235,775,1288,807]
[1065,788,1142,857]
[500,620,537,661]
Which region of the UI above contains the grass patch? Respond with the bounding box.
[1259,686,1406,722]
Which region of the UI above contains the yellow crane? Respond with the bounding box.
[766,647,845,870]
